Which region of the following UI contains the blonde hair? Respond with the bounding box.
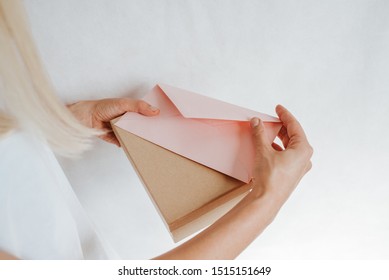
[0,0,99,157]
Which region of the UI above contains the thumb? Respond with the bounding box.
[133,100,160,116]
[250,117,270,150]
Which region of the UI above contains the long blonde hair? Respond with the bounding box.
[0,0,99,157]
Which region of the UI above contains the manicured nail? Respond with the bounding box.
[149,105,159,112]
[250,118,259,128]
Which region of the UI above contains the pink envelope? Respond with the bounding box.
[115,84,282,183]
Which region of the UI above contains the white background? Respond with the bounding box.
[24,0,389,259]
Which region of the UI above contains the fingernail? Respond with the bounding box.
[250,118,259,128]
[149,105,159,112]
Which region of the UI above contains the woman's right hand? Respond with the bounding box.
[155,104,313,260]
[250,105,313,204]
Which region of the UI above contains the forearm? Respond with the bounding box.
[154,185,284,260]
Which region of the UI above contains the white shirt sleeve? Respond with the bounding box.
[0,130,118,259]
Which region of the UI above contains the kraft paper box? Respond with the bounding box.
[112,84,281,242]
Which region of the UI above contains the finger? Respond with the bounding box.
[276,105,308,147]
[99,131,121,147]
[277,125,290,148]
[95,99,160,121]
[271,142,284,151]
[120,99,159,116]
[305,160,312,173]
[138,101,159,116]
[250,117,270,150]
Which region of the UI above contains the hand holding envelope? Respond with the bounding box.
[112,84,282,241]
[115,84,282,183]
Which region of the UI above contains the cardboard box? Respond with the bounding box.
[112,119,251,242]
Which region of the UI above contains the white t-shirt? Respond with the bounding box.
[0,130,118,259]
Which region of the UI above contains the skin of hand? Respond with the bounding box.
[250,104,313,203]
[67,98,160,146]
[155,104,313,259]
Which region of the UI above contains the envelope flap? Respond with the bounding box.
[158,83,280,122]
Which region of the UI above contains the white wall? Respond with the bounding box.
[24,0,389,259]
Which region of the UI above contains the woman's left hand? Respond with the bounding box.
[68,98,159,146]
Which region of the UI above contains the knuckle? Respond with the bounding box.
[303,144,313,158]
[252,127,260,137]
[307,145,314,157]
[117,98,130,111]
[255,124,265,135]
[252,127,265,141]
[306,161,312,172]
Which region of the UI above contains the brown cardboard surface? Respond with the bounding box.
[112,118,250,242]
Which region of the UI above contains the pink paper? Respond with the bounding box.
[115,84,282,183]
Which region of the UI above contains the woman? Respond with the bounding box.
[0,0,312,259]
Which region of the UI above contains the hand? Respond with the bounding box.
[154,105,312,260]
[68,98,159,146]
[250,105,313,204]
